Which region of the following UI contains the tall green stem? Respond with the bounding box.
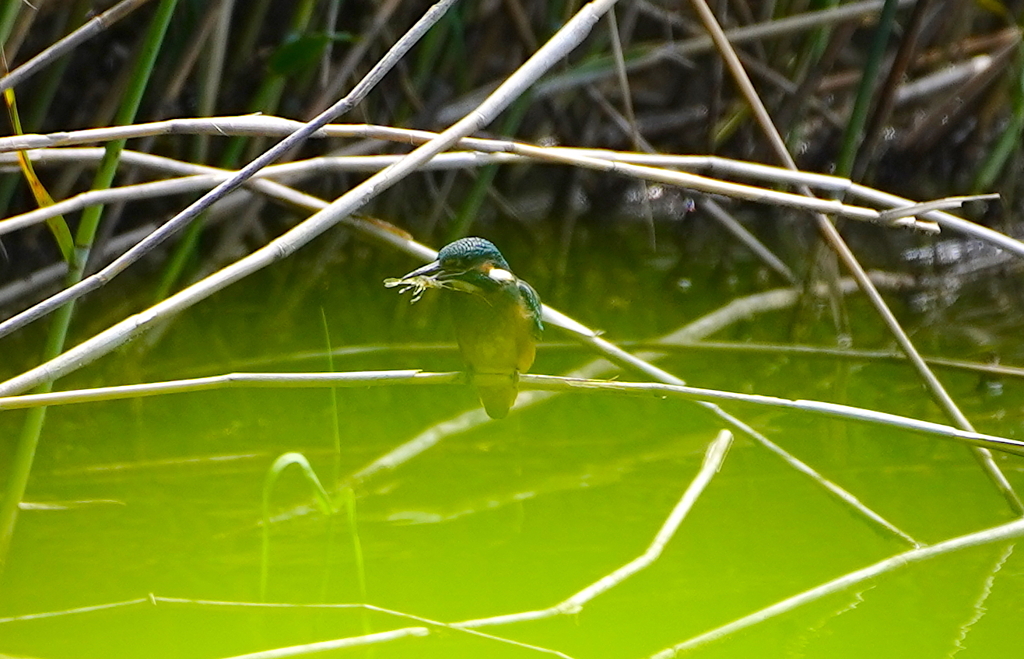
[0,0,180,570]
[971,44,1024,193]
[833,0,899,178]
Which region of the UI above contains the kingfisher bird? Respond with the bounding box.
[397,237,543,419]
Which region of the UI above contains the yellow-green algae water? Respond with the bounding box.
[1,236,1023,659]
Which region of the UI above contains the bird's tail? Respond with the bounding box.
[473,373,518,419]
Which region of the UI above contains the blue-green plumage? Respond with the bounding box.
[397,237,543,419]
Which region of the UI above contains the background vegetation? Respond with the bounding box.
[2,1,1024,658]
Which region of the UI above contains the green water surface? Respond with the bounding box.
[1,236,1023,659]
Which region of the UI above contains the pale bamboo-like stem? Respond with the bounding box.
[0,147,338,218]
[11,137,1021,259]
[0,174,226,236]
[0,117,943,212]
[649,517,1024,658]
[0,151,927,230]
[225,630,567,659]
[11,120,1024,245]
[0,370,456,408]
[5,146,1013,259]
[875,194,999,223]
[197,339,1024,381]
[0,371,1018,456]
[11,131,1012,246]
[0,148,931,236]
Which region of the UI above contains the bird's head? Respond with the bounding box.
[400,237,517,295]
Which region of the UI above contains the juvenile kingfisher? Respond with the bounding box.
[396,237,543,419]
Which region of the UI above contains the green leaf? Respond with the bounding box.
[267,33,333,77]
[4,89,75,264]
[260,452,334,600]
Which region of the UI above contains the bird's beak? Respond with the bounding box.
[400,260,441,280]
